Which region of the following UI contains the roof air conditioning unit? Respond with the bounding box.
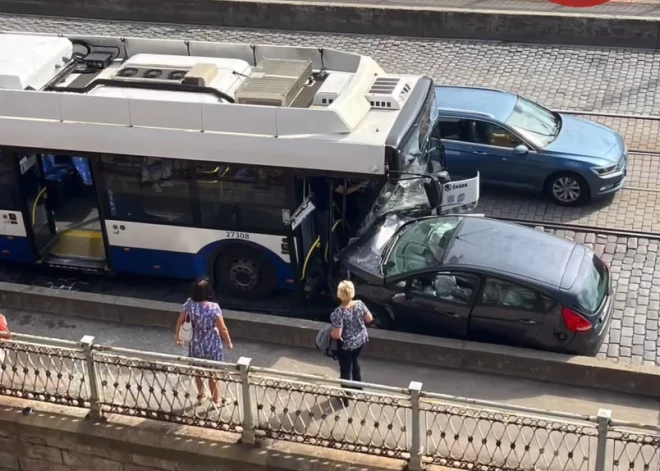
[114,66,191,83]
[235,59,312,107]
[182,63,219,87]
[365,76,411,110]
[313,72,353,107]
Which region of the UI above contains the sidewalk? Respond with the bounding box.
[9,308,659,425]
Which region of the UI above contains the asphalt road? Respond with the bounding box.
[0,15,658,364]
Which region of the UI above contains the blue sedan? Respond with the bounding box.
[433,86,628,206]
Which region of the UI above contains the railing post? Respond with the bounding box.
[80,335,102,420]
[237,357,255,445]
[408,381,424,471]
[595,408,612,471]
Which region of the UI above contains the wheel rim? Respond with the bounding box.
[228,258,262,291]
[552,177,581,203]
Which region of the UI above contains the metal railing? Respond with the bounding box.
[0,333,658,471]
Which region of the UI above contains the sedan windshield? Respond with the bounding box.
[385,217,461,277]
[505,97,559,148]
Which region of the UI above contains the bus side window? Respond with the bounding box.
[0,150,19,211]
[194,163,289,233]
[99,155,194,225]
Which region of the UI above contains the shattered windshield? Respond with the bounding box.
[359,87,437,234]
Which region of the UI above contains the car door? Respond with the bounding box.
[462,120,539,190]
[468,276,555,349]
[387,271,481,339]
[435,118,476,180]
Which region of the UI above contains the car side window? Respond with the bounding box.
[409,272,480,305]
[466,120,523,149]
[480,278,554,312]
[437,118,465,141]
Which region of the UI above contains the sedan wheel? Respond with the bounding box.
[547,173,589,206]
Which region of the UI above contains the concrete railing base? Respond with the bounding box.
[0,281,658,399]
[0,0,659,49]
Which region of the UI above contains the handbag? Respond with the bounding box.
[180,312,193,343]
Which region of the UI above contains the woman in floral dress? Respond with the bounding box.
[175,279,233,404]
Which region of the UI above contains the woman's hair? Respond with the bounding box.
[336,280,355,303]
[190,278,215,302]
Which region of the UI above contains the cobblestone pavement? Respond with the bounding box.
[478,188,660,233]
[569,115,660,153]
[0,15,659,365]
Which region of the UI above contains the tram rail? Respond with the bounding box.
[493,216,660,240]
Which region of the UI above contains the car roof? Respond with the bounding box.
[441,217,578,287]
[434,86,518,122]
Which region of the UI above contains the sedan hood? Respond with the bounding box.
[545,115,625,164]
[339,213,412,283]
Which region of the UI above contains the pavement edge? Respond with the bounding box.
[1,281,658,399]
[0,0,658,48]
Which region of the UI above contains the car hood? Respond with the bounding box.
[339,213,412,283]
[545,115,625,163]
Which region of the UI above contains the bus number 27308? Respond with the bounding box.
[226,231,250,240]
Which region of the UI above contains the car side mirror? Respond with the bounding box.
[513,144,529,155]
[391,293,407,304]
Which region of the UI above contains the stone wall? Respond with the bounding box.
[0,395,408,471]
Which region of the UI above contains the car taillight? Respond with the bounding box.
[561,307,592,333]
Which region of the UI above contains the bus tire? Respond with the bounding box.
[215,247,277,300]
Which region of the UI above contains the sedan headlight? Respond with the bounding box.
[591,164,617,176]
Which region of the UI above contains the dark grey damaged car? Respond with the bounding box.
[339,214,613,355]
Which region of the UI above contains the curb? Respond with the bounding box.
[0,0,659,48]
[1,281,658,399]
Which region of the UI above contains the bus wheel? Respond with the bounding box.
[216,248,276,300]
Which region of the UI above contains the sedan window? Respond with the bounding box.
[410,272,479,305]
[469,121,524,149]
[480,278,554,313]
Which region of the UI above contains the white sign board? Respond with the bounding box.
[439,172,480,215]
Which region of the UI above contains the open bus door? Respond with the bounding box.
[15,153,59,259]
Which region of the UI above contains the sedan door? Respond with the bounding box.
[462,120,541,190]
[468,276,553,349]
[387,271,481,339]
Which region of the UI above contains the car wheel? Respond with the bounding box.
[215,247,277,300]
[546,172,589,206]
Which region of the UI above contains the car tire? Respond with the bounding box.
[215,247,277,300]
[545,172,590,206]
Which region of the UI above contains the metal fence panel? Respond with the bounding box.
[0,339,89,407]
[421,399,599,471]
[93,352,243,431]
[249,372,412,457]
[607,428,660,471]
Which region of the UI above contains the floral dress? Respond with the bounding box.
[183,299,224,362]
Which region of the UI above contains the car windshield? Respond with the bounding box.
[359,88,438,234]
[384,217,461,277]
[505,97,559,148]
[576,256,608,315]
